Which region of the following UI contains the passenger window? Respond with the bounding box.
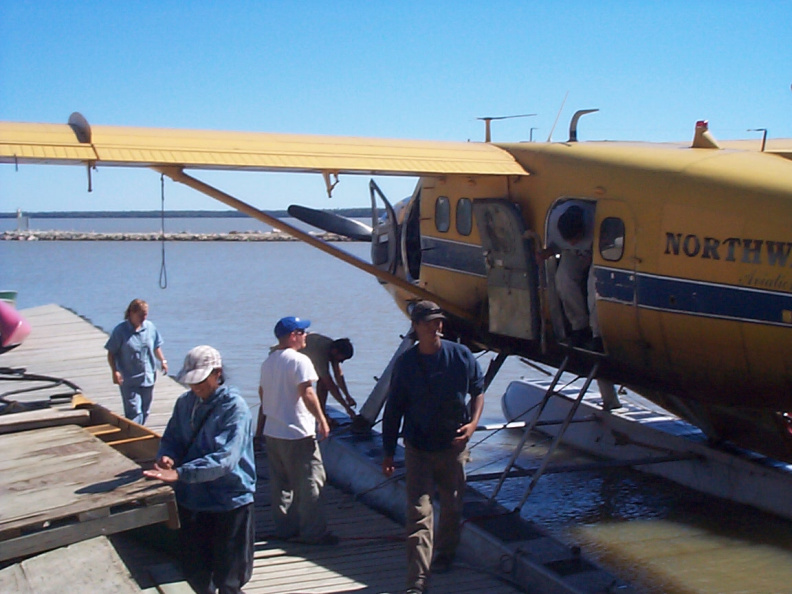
[599,217,625,261]
[435,196,451,233]
[456,198,473,236]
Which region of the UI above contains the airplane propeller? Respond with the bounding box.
[287,204,373,242]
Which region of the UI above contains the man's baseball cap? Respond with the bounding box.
[176,345,222,385]
[409,300,446,323]
[274,316,311,338]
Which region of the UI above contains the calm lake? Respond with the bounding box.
[4,217,792,592]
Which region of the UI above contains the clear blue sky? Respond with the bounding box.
[1,0,790,212]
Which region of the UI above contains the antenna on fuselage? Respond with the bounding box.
[546,91,569,142]
[477,113,536,142]
[748,128,768,152]
[568,109,599,142]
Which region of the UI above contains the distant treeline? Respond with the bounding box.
[0,208,371,219]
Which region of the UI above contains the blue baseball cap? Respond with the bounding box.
[274,316,311,338]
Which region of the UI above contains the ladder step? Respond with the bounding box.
[489,356,603,509]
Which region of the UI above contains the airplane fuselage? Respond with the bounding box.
[392,141,792,459]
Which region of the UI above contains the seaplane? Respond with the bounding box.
[2,111,792,472]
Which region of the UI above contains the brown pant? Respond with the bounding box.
[404,443,468,591]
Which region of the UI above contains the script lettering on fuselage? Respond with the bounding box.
[664,232,792,291]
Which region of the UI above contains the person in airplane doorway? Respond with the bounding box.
[143,345,256,594]
[381,301,485,594]
[258,316,338,545]
[540,202,603,352]
[300,333,357,426]
[104,298,167,424]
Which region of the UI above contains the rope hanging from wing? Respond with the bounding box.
[159,173,168,289]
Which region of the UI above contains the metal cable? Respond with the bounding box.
[159,174,168,289]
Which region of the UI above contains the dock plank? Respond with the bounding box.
[0,424,175,562]
[0,408,90,433]
[0,537,141,594]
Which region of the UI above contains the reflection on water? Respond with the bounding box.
[6,222,792,592]
[576,513,792,593]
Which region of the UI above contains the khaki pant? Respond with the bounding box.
[404,443,468,591]
[266,435,328,542]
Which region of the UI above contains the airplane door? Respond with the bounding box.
[369,179,400,275]
[473,199,540,340]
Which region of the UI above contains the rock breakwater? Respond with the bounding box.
[2,230,351,242]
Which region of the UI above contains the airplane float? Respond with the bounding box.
[2,111,792,465]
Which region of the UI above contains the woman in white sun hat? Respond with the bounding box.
[144,345,256,594]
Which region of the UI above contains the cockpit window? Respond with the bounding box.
[456,198,473,236]
[599,217,625,261]
[435,196,451,233]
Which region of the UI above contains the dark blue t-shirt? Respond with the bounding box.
[382,340,484,455]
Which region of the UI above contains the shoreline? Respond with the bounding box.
[1,230,353,242]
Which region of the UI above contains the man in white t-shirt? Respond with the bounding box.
[258,316,336,545]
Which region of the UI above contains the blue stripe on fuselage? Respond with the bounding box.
[421,236,487,277]
[595,266,792,327]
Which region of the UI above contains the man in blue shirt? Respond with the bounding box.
[144,345,256,594]
[382,301,485,594]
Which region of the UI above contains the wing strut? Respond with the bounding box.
[152,166,475,322]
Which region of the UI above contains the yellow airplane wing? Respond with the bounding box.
[0,115,529,177]
[2,114,523,321]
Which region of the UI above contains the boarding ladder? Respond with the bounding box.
[488,352,601,511]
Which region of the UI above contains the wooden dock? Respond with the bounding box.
[248,451,524,594]
[0,305,528,593]
[101,447,527,594]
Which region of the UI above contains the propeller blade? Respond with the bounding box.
[288,204,373,242]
